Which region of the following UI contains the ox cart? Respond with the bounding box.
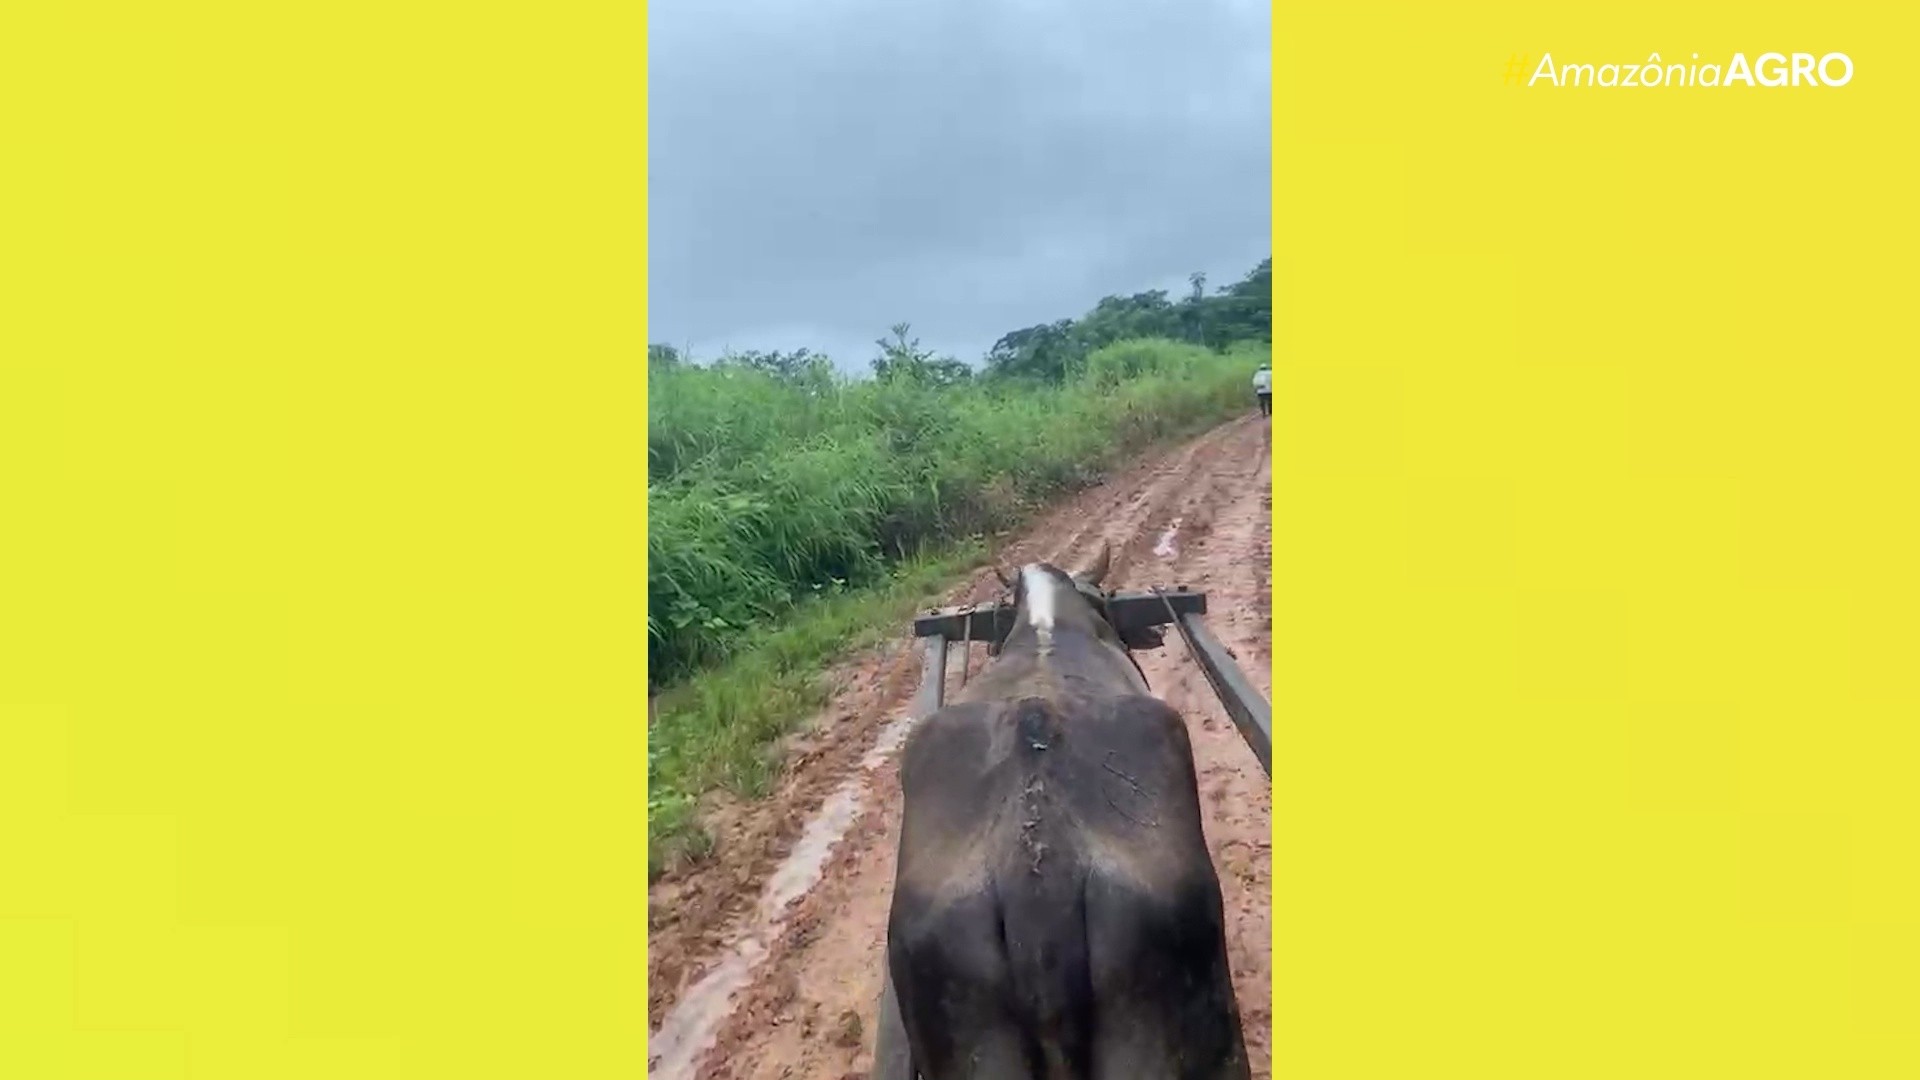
[908,585,1270,775]
[871,583,1270,1079]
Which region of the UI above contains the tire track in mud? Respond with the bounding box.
[649,415,1273,1079]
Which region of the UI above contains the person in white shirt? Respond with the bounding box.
[1251,362,1271,417]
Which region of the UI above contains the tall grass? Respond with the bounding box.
[646,336,1264,875]
[650,337,1263,681]
[647,546,980,876]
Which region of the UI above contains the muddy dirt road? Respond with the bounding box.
[649,414,1273,1079]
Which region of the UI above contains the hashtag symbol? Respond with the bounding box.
[1504,53,1528,85]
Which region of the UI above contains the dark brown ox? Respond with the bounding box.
[872,543,1249,1080]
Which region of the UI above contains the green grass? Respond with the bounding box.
[646,337,1265,877]
[648,547,982,878]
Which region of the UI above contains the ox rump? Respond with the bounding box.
[872,546,1255,1080]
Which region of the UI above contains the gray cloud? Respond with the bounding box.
[649,0,1270,369]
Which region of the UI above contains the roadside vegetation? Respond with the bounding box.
[648,257,1272,876]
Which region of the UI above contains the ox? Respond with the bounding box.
[872,543,1249,1079]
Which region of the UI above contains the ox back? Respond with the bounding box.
[880,562,1249,1080]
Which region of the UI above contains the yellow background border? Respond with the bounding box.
[1272,3,1918,1075]
[3,2,650,1075]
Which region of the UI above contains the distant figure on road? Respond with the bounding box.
[1252,362,1271,417]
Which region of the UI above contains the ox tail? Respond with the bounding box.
[995,698,1096,1080]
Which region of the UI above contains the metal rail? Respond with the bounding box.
[1158,592,1272,777]
[911,634,946,718]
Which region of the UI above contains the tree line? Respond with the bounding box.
[647,255,1271,387]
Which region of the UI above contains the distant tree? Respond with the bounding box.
[1186,271,1209,345]
[872,323,972,387]
[1212,258,1271,344]
[1077,291,1180,351]
[983,318,1084,383]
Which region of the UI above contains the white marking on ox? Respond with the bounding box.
[1020,563,1058,652]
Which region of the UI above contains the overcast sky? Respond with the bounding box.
[648,0,1271,370]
